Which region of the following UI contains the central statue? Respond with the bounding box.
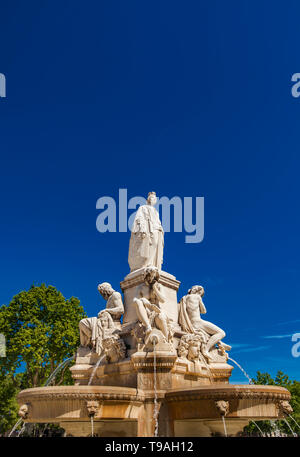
[128,191,164,272]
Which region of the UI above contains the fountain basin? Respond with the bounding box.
[17,383,290,436]
[165,384,291,436]
[18,386,146,437]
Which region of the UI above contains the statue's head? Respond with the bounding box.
[100,313,109,328]
[147,191,157,206]
[178,334,205,362]
[278,400,293,416]
[215,400,229,417]
[98,282,114,300]
[103,336,126,363]
[188,285,205,297]
[98,311,113,329]
[187,341,201,361]
[18,403,29,419]
[86,400,99,417]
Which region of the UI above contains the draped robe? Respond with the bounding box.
[128,204,164,272]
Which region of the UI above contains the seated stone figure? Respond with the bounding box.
[132,267,172,343]
[178,285,231,360]
[97,282,124,328]
[79,282,124,353]
[79,310,115,356]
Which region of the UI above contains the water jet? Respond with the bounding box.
[17,191,292,437]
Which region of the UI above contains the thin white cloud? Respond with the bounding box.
[262,334,293,339]
[274,319,300,327]
[230,343,251,349]
[232,345,271,354]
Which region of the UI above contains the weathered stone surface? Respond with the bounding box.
[17,384,291,437]
[121,268,180,325]
[16,190,294,436]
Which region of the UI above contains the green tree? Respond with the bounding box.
[0,284,86,434]
[244,370,300,436]
[0,374,20,434]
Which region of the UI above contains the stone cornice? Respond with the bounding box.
[18,386,145,403]
[120,270,180,291]
[165,385,291,402]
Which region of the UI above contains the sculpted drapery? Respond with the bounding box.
[128,192,164,272]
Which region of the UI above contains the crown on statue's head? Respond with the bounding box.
[148,191,156,198]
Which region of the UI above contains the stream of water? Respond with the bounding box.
[227,357,300,437]
[227,357,253,384]
[45,356,75,386]
[250,420,264,436]
[283,418,297,437]
[221,416,227,437]
[88,354,106,385]
[153,339,159,437]
[8,418,23,437]
[8,356,75,436]
[289,414,300,431]
[90,416,94,437]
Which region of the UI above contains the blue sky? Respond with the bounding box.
[0,1,300,383]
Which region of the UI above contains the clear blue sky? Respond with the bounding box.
[0,1,300,383]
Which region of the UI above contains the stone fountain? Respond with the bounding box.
[17,191,292,436]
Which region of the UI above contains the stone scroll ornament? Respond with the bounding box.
[128,192,164,272]
[79,283,126,362]
[131,267,174,348]
[178,285,231,361]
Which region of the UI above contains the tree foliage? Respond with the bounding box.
[0,284,86,434]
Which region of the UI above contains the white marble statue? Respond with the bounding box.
[177,333,207,364]
[128,192,164,272]
[132,267,172,343]
[97,282,124,327]
[79,310,115,355]
[178,285,231,360]
[79,282,124,353]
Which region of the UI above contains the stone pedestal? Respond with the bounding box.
[120,268,180,325]
[71,351,233,388]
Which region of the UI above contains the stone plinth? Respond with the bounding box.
[120,269,180,325]
[70,351,233,388]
